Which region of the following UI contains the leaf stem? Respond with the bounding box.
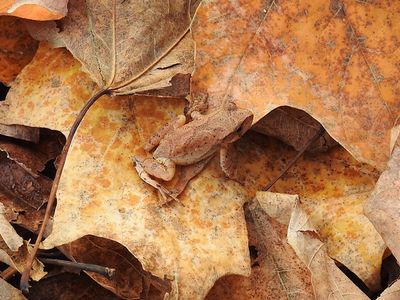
[38,258,115,279]
[262,126,326,191]
[20,88,110,294]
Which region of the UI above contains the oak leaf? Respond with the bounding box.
[0,43,250,299]
[191,0,400,170]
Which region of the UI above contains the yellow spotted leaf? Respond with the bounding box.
[191,0,400,170]
[0,42,250,299]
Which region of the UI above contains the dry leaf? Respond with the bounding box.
[28,273,120,300]
[191,0,400,170]
[28,0,195,94]
[0,41,250,299]
[0,188,45,234]
[0,124,39,143]
[0,0,67,20]
[253,107,337,153]
[0,240,46,281]
[0,16,38,85]
[61,235,170,299]
[0,278,26,300]
[208,201,314,300]
[0,156,51,210]
[235,132,385,290]
[0,203,22,251]
[286,197,369,299]
[364,145,400,261]
[377,280,400,300]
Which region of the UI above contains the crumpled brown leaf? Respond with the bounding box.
[61,235,170,299]
[28,0,195,94]
[29,273,120,300]
[0,0,67,20]
[0,42,250,299]
[253,107,337,153]
[364,144,400,261]
[191,0,400,170]
[0,16,38,85]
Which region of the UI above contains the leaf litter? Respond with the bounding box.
[0,0,399,299]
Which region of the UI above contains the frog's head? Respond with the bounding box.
[224,103,253,143]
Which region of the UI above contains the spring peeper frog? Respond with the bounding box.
[135,102,253,183]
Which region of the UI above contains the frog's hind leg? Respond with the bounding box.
[220,143,241,182]
[144,115,186,152]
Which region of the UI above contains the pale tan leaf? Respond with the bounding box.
[0,278,26,300]
[0,203,22,251]
[0,41,250,299]
[0,240,46,281]
[28,0,194,94]
[377,280,400,300]
[287,201,368,299]
[255,191,297,225]
[207,205,314,300]
[364,145,400,262]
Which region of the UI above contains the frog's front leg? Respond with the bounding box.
[144,115,186,152]
[219,143,240,181]
[136,156,176,182]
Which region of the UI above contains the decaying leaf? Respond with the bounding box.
[364,144,400,262]
[0,187,45,234]
[0,124,39,143]
[0,278,26,300]
[0,41,250,299]
[61,235,170,299]
[0,155,51,210]
[0,0,67,20]
[253,106,337,153]
[28,272,120,300]
[191,0,400,170]
[235,132,385,290]
[0,16,38,85]
[28,0,195,94]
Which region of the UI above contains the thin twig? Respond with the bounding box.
[20,88,110,293]
[262,126,326,191]
[38,258,115,279]
[1,267,17,281]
